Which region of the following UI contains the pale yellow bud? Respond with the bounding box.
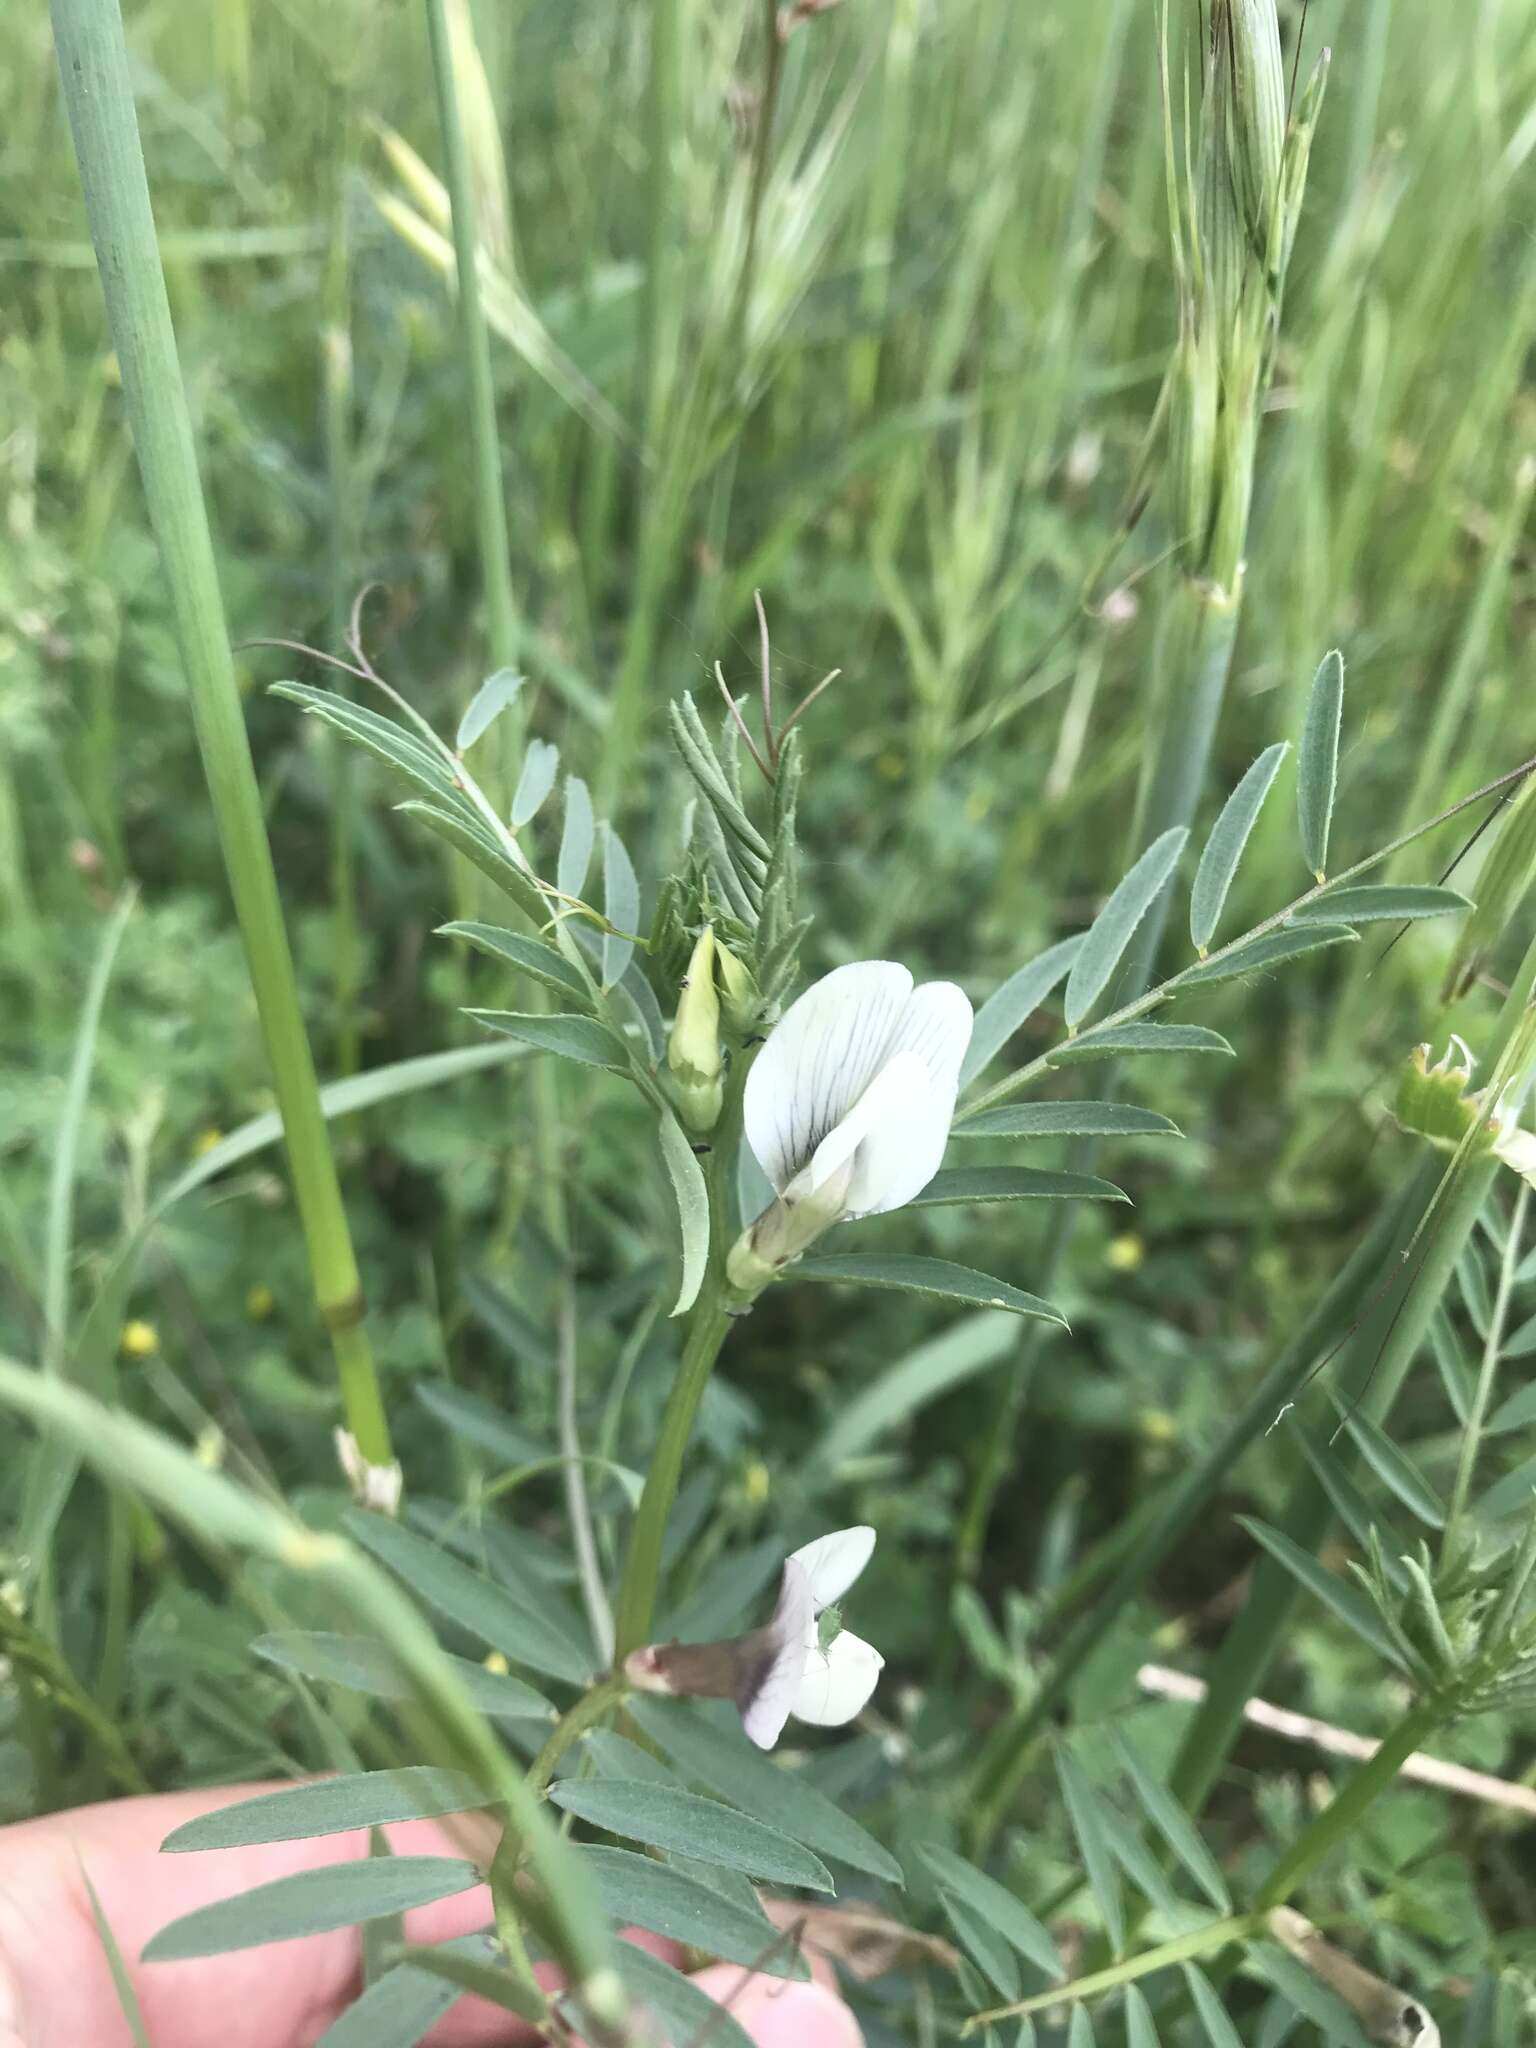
[668,927,724,1131]
[714,939,762,1035]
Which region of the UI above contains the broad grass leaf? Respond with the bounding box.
[161,1769,491,1851]
[574,1846,804,1976]
[1124,1984,1162,2048]
[414,1381,545,1465]
[1048,1024,1233,1065]
[1297,649,1345,880]
[1182,1964,1245,2048]
[558,776,595,900]
[549,1781,832,1890]
[1292,885,1470,924]
[253,1629,552,1720]
[910,1167,1129,1207]
[1236,1517,1407,1664]
[953,1102,1179,1140]
[1244,1942,1373,2048]
[1190,741,1289,951]
[511,738,560,826]
[602,823,640,987]
[1064,828,1189,1029]
[437,922,591,1005]
[344,1512,593,1684]
[796,1253,1066,1325]
[1180,923,1357,986]
[153,1040,530,1215]
[961,936,1085,1085]
[1326,1400,1445,1526]
[657,1106,709,1315]
[816,1313,1018,1467]
[917,1846,1062,1978]
[611,1939,756,2048]
[628,1698,902,1884]
[466,1009,630,1071]
[1108,1729,1231,1911]
[1054,1754,1123,1953]
[143,1858,482,1961]
[456,669,523,752]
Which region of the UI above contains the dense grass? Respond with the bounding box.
[4,0,1536,2039]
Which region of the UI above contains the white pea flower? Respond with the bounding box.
[625,1526,884,1751]
[727,962,972,1292]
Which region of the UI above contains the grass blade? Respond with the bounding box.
[1297,649,1345,881]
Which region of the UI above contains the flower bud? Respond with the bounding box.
[714,938,763,1035]
[667,927,723,1132]
[725,1158,856,1300]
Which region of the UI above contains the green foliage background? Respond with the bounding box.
[3,0,1536,2039]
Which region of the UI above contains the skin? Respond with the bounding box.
[0,1785,864,2048]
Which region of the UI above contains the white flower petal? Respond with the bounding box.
[844,980,971,1216]
[793,1053,928,1203]
[743,962,914,1195]
[1496,1125,1536,1189]
[787,1526,876,1613]
[791,1630,884,1728]
[886,980,973,1097]
[739,1558,814,1751]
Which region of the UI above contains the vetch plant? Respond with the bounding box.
[626,1525,883,1750]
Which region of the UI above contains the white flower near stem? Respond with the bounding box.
[624,1526,884,1751]
[727,962,972,1291]
[334,1427,403,1517]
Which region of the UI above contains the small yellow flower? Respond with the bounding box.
[482,1650,510,1676]
[245,1283,275,1321]
[1140,1408,1177,1444]
[1106,1233,1144,1273]
[192,1127,225,1158]
[743,1458,771,1507]
[119,1319,159,1358]
[194,1425,225,1469]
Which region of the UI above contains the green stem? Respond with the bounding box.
[423,0,519,680]
[613,1286,734,1659]
[1254,1694,1449,1909]
[526,1672,630,1795]
[48,0,390,1469]
[639,0,681,449]
[964,1913,1262,2029]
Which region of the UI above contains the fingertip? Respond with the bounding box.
[687,1968,865,2048]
